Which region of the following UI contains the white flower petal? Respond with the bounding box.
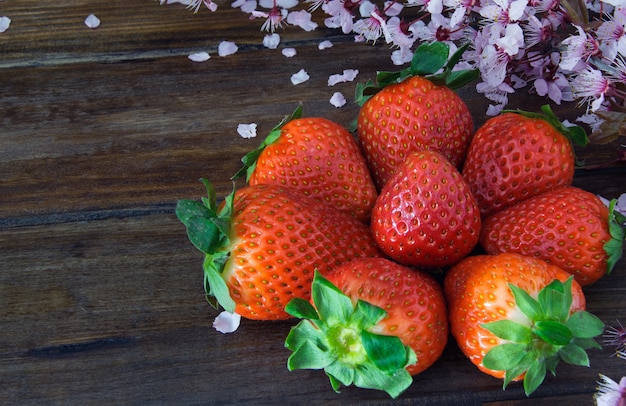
[218,41,238,57]
[212,311,242,333]
[188,51,211,62]
[282,47,297,57]
[263,33,280,49]
[327,69,359,86]
[0,16,11,33]
[318,40,334,50]
[330,92,347,107]
[237,123,258,139]
[84,14,101,29]
[291,69,310,85]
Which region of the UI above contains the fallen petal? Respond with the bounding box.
[291,69,310,85]
[237,123,258,139]
[218,41,238,57]
[188,51,211,62]
[330,92,347,108]
[327,69,359,86]
[213,311,242,333]
[84,14,101,29]
[282,47,297,57]
[263,33,280,49]
[0,16,11,33]
[318,40,333,50]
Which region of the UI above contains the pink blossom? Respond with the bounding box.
[328,69,359,85]
[263,33,281,49]
[570,66,610,111]
[559,25,601,71]
[84,14,101,29]
[318,39,334,49]
[291,68,310,84]
[595,375,626,406]
[286,10,318,31]
[282,47,297,57]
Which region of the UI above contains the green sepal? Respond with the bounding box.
[483,343,528,371]
[176,180,238,311]
[509,284,544,320]
[481,320,532,344]
[231,103,303,181]
[565,311,605,338]
[354,41,478,106]
[479,277,603,397]
[558,343,590,367]
[523,359,547,396]
[503,104,589,147]
[533,320,573,346]
[605,198,625,275]
[284,272,416,398]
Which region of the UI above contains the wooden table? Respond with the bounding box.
[1,1,625,404]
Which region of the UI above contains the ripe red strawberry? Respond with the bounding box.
[480,186,625,286]
[444,252,604,396]
[461,105,588,218]
[355,42,478,189]
[176,181,382,320]
[371,149,481,268]
[285,258,448,398]
[235,105,377,223]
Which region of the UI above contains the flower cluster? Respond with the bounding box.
[161,0,626,142]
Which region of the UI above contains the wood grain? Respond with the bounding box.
[1,0,625,404]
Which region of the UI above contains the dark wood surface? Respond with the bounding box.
[1,1,625,404]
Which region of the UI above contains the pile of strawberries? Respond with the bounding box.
[177,42,625,399]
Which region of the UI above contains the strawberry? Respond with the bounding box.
[461,105,588,218]
[175,181,381,320]
[285,258,448,398]
[355,42,478,189]
[234,105,377,223]
[371,149,481,269]
[480,186,625,286]
[444,252,604,396]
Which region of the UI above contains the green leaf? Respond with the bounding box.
[287,339,334,371]
[444,68,480,89]
[351,299,387,328]
[481,320,533,343]
[509,284,543,320]
[523,359,547,396]
[203,254,235,313]
[353,362,413,399]
[482,343,528,371]
[285,297,320,320]
[537,277,573,321]
[572,336,602,350]
[361,330,412,373]
[566,311,605,338]
[533,320,573,346]
[559,343,590,367]
[504,105,589,147]
[325,361,355,388]
[311,273,355,324]
[605,199,625,275]
[411,41,449,76]
[503,351,535,388]
[285,319,325,352]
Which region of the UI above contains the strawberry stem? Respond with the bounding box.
[285,272,417,398]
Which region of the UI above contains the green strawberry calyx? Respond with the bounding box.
[504,104,589,147]
[355,41,479,107]
[605,198,626,275]
[232,103,303,181]
[480,277,604,396]
[175,179,237,313]
[284,272,417,399]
